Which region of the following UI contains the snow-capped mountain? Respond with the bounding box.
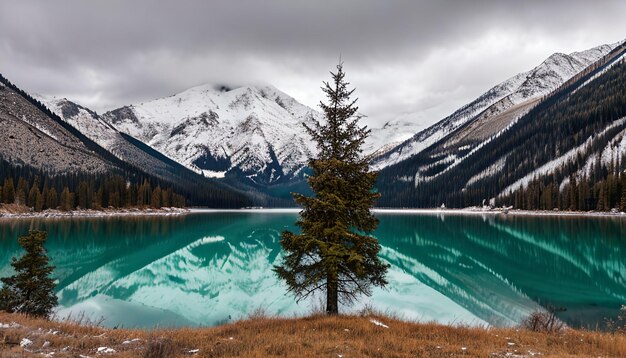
[35,96,121,150]
[34,95,235,191]
[373,42,620,170]
[365,119,425,158]
[101,83,416,185]
[0,72,250,208]
[102,84,321,184]
[376,40,626,208]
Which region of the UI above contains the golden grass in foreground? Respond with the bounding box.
[1,311,626,357]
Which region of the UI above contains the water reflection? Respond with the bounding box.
[0,212,624,328]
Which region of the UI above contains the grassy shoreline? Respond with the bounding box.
[1,312,625,357]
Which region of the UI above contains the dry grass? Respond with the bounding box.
[2,311,626,357]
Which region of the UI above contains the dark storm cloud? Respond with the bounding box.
[1,0,625,127]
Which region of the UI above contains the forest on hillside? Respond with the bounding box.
[376,57,626,210]
[0,160,186,211]
[0,74,253,209]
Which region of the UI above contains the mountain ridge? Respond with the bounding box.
[372,41,622,170]
[376,41,626,209]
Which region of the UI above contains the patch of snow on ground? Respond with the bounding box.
[0,322,20,328]
[20,338,33,347]
[96,347,116,354]
[369,319,389,328]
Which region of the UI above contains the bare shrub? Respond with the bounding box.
[358,303,377,317]
[57,311,106,327]
[143,336,177,358]
[247,306,270,320]
[521,310,566,333]
[306,294,327,316]
[605,305,626,334]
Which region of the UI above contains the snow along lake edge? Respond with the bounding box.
[189,207,626,218]
[0,207,189,220]
[1,206,624,220]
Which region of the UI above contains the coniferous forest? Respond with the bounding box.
[0,159,186,211]
[376,55,626,211]
[0,74,253,209]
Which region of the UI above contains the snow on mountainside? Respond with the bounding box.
[37,83,418,187]
[373,42,620,170]
[0,85,115,174]
[103,84,321,184]
[365,119,425,158]
[34,95,224,186]
[35,95,120,149]
[375,40,626,208]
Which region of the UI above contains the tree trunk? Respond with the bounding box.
[326,273,339,315]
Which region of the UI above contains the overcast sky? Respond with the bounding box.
[1,1,625,129]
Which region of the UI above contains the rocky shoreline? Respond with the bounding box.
[0,206,189,219]
[373,207,626,217]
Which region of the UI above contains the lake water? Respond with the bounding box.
[0,210,624,329]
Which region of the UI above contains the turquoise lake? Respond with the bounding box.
[0,210,624,329]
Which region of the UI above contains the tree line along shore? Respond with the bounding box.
[0,175,186,213]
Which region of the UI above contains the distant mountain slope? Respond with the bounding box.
[0,74,251,208]
[373,42,620,170]
[102,84,322,185]
[377,42,626,209]
[365,119,425,157]
[0,78,116,174]
[101,83,415,187]
[35,95,229,187]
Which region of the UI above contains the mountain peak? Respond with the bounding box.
[101,81,321,184]
[373,40,620,170]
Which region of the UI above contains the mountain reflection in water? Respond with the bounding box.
[0,212,624,329]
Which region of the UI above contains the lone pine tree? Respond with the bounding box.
[274,63,388,315]
[0,230,58,318]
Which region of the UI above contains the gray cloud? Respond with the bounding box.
[1,0,625,128]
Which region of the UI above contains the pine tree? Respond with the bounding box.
[0,231,57,318]
[35,189,44,212]
[3,178,15,204]
[138,179,151,206]
[569,176,578,211]
[15,177,28,205]
[77,181,89,209]
[597,182,608,211]
[274,63,388,315]
[620,175,626,212]
[94,185,104,209]
[151,186,162,208]
[59,187,73,211]
[27,183,40,209]
[162,188,172,208]
[46,187,58,209]
[41,182,49,210]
